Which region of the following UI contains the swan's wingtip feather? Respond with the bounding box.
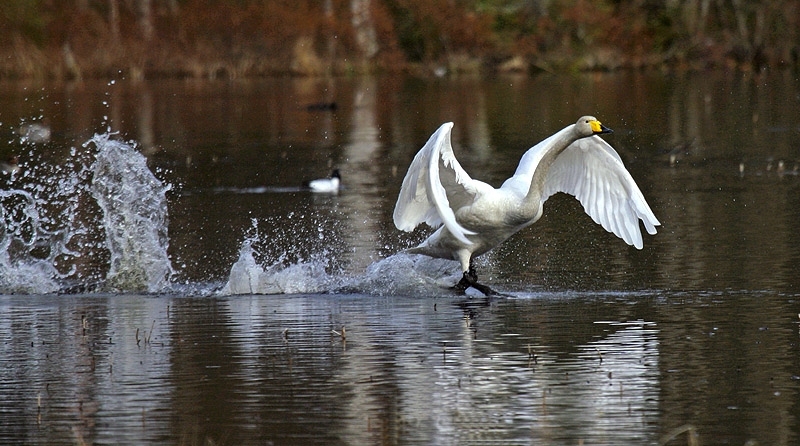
[434,121,454,136]
[392,219,416,232]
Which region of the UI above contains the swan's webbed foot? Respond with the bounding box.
[454,273,472,293]
[453,267,498,296]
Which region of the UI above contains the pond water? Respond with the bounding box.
[1,71,800,444]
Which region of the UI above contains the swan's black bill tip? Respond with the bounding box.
[598,124,613,134]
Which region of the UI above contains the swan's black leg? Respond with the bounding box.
[453,262,498,296]
[454,272,472,293]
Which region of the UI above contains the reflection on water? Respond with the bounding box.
[1,71,800,444]
[2,291,796,445]
[0,293,664,445]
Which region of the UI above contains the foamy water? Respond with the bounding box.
[0,191,62,292]
[218,216,465,296]
[220,232,336,295]
[1,173,81,294]
[220,245,463,296]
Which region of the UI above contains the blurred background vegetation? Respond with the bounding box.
[1,0,799,79]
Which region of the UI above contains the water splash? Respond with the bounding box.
[2,128,462,296]
[221,219,336,295]
[0,190,61,294]
[346,254,462,296]
[89,134,173,292]
[221,218,463,296]
[221,238,334,295]
[0,132,173,294]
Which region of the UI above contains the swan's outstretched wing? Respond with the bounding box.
[543,136,660,249]
[393,122,478,245]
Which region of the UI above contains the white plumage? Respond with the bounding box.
[393,116,660,294]
[304,169,341,193]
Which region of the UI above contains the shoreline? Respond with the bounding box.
[0,34,800,81]
[2,43,795,82]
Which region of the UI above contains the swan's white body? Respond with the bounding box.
[393,117,660,283]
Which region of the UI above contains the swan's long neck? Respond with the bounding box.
[519,125,580,216]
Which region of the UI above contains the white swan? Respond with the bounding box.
[303,169,341,193]
[393,116,660,295]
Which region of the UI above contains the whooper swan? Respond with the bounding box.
[393,116,659,295]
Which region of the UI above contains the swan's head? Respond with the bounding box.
[575,116,613,137]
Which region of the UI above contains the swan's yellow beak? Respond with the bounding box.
[590,120,613,134]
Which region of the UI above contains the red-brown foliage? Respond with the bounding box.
[1,0,800,79]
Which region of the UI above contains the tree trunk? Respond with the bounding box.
[109,0,120,43]
[137,0,154,41]
[351,0,379,60]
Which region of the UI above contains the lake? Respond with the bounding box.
[1,71,800,444]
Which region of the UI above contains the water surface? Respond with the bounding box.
[1,72,800,444]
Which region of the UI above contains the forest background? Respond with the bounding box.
[2,0,800,80]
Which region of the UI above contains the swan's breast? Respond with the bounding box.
[456,192,516,228]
